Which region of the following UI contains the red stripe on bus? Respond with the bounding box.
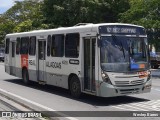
[21,55,28,68]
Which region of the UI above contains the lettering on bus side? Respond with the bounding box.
[46,61,61,69]
[69,59,79,65]
[29,60,36,66]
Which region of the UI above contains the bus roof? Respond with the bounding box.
[6,23,144,38]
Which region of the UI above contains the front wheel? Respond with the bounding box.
[70,76,81,98]
[22,69,30,85]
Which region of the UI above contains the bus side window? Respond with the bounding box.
[65,33,79,58]
[5,38,10,54]
[29,36,36,56]
[20,37,29,54]
[51,34,64,57]
[16,38,21,55]
[47,35,51,56]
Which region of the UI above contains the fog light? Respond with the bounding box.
[144,85,151,89]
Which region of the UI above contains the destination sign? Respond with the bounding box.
[99,25,146,35]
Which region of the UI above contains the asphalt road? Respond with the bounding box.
[0,62,159,120]
[0,89,44,120]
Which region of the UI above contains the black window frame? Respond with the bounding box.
[20,37,29,54]
[51,34,64,57]
[16,37,21,55]
[65,33,80,58]
[12,42,15,57]
[29,36,36,56]
[47,35,52,56]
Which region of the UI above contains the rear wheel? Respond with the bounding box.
[22,69,30,85]
[70,76,81,98]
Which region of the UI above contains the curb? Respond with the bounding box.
[0,88,77,120]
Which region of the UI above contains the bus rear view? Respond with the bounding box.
[97,24,151,97]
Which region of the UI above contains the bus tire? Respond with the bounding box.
[70,75,81,98]
[22,69,30,85]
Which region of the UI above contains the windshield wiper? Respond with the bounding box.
[112,35,125,59]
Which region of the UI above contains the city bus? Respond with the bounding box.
[4,23,151,98]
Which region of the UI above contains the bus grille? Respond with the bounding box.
[119,88,140,94]
[115,81,129,85]
[115,79,145,86]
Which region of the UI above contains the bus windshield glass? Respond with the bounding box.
[100,36,148,72]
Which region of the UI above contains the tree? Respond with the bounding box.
[0,16,15,43]
[0,0,48,42]
[13,20,33,32]
[0,0,130,43]
[119,0,160,51]
[42,0,130,27]
[4,0,43,24]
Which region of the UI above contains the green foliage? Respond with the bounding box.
[0,16,15,43]
[42,0,129,27]
[119,0,160,51]
[119,0,160,28]
[0,0,45,42]
[13,20,32,32]
[0,0,159,49]
[4,0,43,24]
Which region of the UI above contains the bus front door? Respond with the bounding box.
[84,38,96,92]
[38,40,46,83]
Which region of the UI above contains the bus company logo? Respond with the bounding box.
[2,112,11,117]
[46,61,61,69]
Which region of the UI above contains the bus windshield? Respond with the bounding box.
[100,36,148,72]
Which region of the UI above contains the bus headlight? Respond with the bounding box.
[101,71,112,85]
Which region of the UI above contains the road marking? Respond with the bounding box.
[121,104,148,111]
[152,88,160,92]
[112,106,136,111]
[131,103,160,111]
[112,99,160,111]
[0,88,78,120]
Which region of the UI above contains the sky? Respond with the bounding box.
[0,0,23,14]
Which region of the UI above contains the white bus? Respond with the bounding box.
[5,23,151,98]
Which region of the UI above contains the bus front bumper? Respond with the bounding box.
[98,80,152,97]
